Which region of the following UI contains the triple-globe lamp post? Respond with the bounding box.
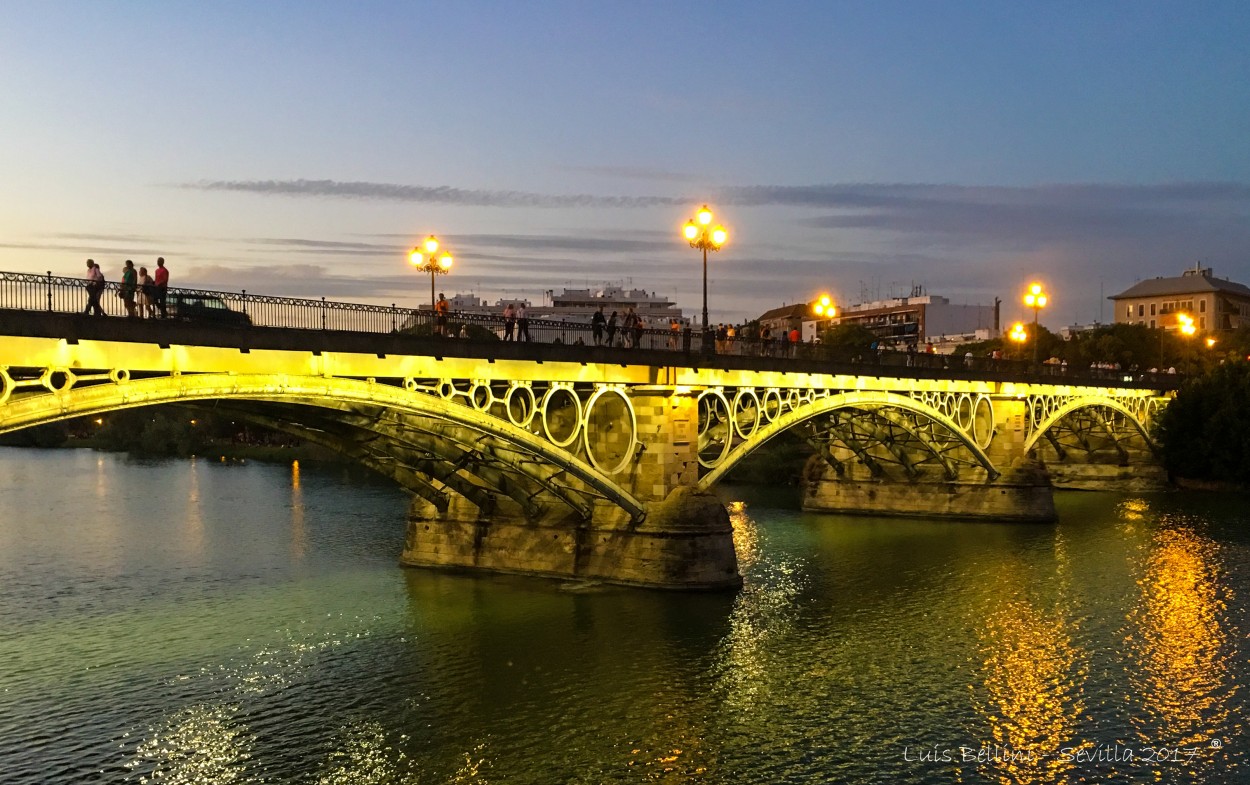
[1023,283,1048,364]
[409,235,454,315]
[682,205,728,347]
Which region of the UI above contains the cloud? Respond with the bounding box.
[19,176,1243,324]
[183,179,684,208]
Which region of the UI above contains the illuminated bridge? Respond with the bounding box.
[0,272,1178,589]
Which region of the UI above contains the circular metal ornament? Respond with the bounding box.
[581,386,637,475]
[760,389,782,423]
[504,384,536,428]
[540,385,583,447]
[732,388,762,439]
[697,389,733,468]
[971,394,995,449]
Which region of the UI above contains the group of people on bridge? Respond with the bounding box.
[82,257,171,320]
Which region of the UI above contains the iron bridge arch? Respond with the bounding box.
[696,389,1001,491]
[0,370,647,524]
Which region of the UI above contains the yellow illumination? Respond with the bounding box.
[711,226,727,246]
[813,304,824,316]
[438,254,453,271]
[697,206,713,225]
[423,235,439,255]
[683,222,698,240]
[820,295,831,307]
[1206,337,1217,348]
[408,249,423,267]
[1009,322,1028,343]
[1037,295,1047,307]
[1030,283,1042,296]
[1024,283,1048,310]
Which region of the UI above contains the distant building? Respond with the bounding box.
[829,289,999,349]
[540,285,687,326]
[1059,322,1107,340]
[1109,264,1250,332]
[757,304,810,336]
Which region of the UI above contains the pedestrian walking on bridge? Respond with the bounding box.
[82,259,106,316]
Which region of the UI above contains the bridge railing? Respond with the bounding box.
[0,270,1176,387]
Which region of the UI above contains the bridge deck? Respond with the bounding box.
[0,309,1179,392]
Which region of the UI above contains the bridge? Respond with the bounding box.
[0,272,1177,589]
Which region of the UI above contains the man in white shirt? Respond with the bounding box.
[83,259,106,316]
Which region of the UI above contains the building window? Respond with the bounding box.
[1200,299,1207,313]
[1150,303,1156,316]
[1150,319,1155,328]
[1137,304,1144,317]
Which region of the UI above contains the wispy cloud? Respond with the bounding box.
[183,179,684,208]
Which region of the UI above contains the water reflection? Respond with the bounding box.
[399,570,732,781]
[315,720,405,785]
[290,460,307,561]
[715,500,805,715]
[182,457,205,557]
[728,500,759,572]
[124,703,253,784]
[972,567,1090,784]
[1127,525,1236,769]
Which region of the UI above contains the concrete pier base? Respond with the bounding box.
[801,459,1057,523]
[1046,462,1170,492]
[399,488,741,590]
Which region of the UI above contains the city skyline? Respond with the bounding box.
[2,2,1248,326]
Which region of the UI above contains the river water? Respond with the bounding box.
[0,447,1245,784]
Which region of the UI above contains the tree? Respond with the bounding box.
[819,323,877,360]
[95,407,211,456]
[1155,361,1250,482]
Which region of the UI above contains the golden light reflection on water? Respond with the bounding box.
[1117,498,1151,523]
[715,500,803,715]
[973,591,1090,784]
[728,500,759,572]
[290,460,307,561]
[124,703,254,784]
[1127,526,1234,757]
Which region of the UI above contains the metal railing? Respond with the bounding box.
[0,269,1178,388]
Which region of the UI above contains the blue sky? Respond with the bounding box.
[2,1,1248,325]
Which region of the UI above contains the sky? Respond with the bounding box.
[2,1,1248,327]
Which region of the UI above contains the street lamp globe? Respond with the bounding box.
[813,294,836,318]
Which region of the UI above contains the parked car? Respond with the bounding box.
[168,293,252,326]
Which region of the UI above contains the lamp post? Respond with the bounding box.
[408,235,454,315]
[1158,312,1196,369]
[682,204,728,349]
[1023,283,1047,364]
[1009,321,1028,359]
